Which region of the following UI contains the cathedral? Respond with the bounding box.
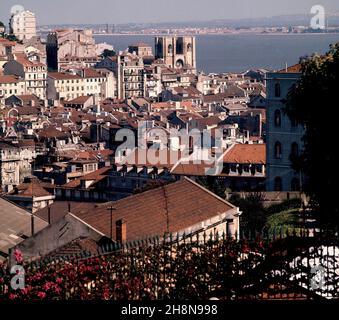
[155,36,196,70]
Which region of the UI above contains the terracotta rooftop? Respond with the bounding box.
[115,148,183,169]
[62,166,111,189]
[72,178,237,241]
[15,53,46,67]
[15,94,40,102]
[0,38,16,46]
[74,149,114,161]
[64,95,93,105]
[11,177,54,198]
[222,144,266,164]
[0,75,21,84]
[278,64,302,73]
[82,68,105,78]
[171,162,215,176]
[37,127,71,139]
[48,72,82,80]
[35,201,98,224]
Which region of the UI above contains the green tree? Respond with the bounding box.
[196,176,226,199]
[101,49,116,58]
[285,43,339,227]
[229,193,267,233]
[265,209,300,238]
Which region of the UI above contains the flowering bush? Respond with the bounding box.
[0,234,338,300]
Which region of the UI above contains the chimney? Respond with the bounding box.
[31,214,35,236]
[48,206,51,225]
[116,219,126,243]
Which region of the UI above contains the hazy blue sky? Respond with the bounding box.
[1,0,339,25]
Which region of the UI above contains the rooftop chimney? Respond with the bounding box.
[31,214,35,236]
[48,206,51,225]
[116,219,126,243]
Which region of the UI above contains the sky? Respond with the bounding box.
[0,0,339,25]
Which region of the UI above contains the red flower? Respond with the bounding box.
[9,293,17,300]
[13,249,23,264]
[37,292,47,299]
[21,287,30,295]
[43,282,54,291]
[54,286,62,294]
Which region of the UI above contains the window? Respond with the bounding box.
[274,109,282,127]
[275,83,281,98]
[291,178,300,192]
[290,115,298,127]
[274,177,282,191]
[274,141,282,159]
[291,142,299,158]
[168,44,173,54]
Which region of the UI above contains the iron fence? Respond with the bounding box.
[0,227,338,300]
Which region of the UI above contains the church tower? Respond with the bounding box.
[155,36,196,70]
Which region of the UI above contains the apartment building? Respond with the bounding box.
[0,75,26,105]
[4,53,47,99]
[0,140,36,192]
[9,10,37,41]
[47,68,113,103]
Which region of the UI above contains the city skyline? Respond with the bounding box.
[1,0,339,26]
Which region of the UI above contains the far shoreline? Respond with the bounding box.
[93,32,339,37]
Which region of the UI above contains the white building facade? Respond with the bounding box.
[4,55,47,100]
[9,10,37,41]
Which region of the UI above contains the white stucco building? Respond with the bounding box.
[9,10,37,41]
[4,53,47,100]
[47,68,114,103]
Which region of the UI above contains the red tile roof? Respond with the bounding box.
[15,53,46,67]
[75,149,113,161]
[0,38,16,46]
[64,95,92,105]
[222,144,266,164]
[116,148,183,169]
[13,178,54,198]
[0,75,21,84]
[72,178,237,241]
[278,64,302,73]
[16,94,39,100]
[171,161,215,176]
[35,201,98,224]
[82,68,105,78]
[62,167,111,189]
[48,72,81,80]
